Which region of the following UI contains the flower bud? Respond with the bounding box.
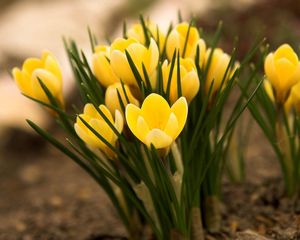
[75,103,123,158]
[92,45,119,87]
[204,48,238,97]
[162,58,199,103]
[166,22,206,66]
[127,22,165,53]
[110,37,159,88]
[12,50,64,108]
[265,44,300,103]
[105,82,139,116]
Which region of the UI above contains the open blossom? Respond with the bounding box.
[265,44,300,103]
[105,82,139,116]
[162,57,199,103]
[12,50,64,107]
[92,45,119,87]
[127,22,166,53]
[75,104,123,157]
[110,37,159,88]
[166,22,206,66]
[125,93,188,149]
[204,48,238,97]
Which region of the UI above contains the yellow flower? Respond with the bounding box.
[75,104,123,157]
[265,44,300,103]
[162,58,199,103]
[204,48,238,96]
[127,22,166,53]
[126,93,188,149]
[92,45,119,87]
[110,37,159,88]
[12,50,64,107]
[166,22,206,66]
[105,82,139,116]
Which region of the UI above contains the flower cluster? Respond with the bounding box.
[12,17,252,239]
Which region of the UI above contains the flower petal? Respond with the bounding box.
[274,44,298,65]
[126,103,142,136]
[164,113,179,139]
[171,97,188,134]
[141,93,171,129]
[145,128,173,148]
[110,50,135,85]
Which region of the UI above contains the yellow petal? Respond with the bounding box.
[288,63,300,89]
[275,58,296,83]
[166,30,180,60]
[264,53,279,89]
[145,128,173,149]
[99,104,114,123]
[110,37,137,53]
[110,50,135,85]
[74,123,97,147]
[22,58,42,75]
[141,93,171,129]
[264,80,275,102]
[31,69,62,102]
[114,109,124,134]
[105,83,139,116]
[92,52,119,87]
[171,97,188,134]
[146,38,159,73]
[274,44,298,65]
[181,71,200,103]
[196,38,206,68]
[83,103,99,118]
[89,118,114,147]
[44,55,62,81]
[164,113,179,139]
[126,103,142,136]
[12,67,32,96]
[135,116,150,142]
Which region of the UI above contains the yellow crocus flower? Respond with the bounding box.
[92,45,119,87]
[162,58,199,103]
[126,93,188,149]
[265,44,300,103]
[204,48,238,96]
[75,103,123,157]
[12,50,64,107]
[166,22,206,66]
[127,22,166,53]
[105,82,139,116]
[110,37,159,88]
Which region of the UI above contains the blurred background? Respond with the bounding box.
[1,0,300,239]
